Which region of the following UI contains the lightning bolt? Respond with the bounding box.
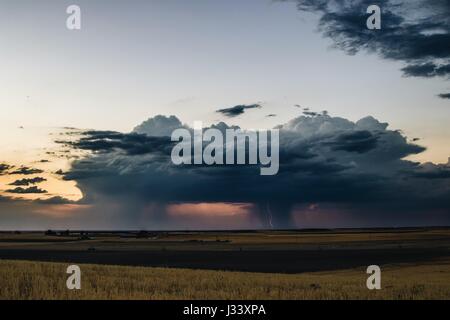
[266,203,274,229]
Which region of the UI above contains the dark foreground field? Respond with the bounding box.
[1,259,449,299]
[0,228,449,273]
[1,228,450,299]
[1,248,450,273]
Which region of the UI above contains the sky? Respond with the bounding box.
[0,0,449,230]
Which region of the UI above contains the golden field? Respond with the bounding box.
[0,259,449,300]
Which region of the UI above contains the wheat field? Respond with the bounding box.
[0,259,449,300]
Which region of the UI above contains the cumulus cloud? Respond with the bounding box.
[216,104,262,117]
[9,166,44,175]
[6,186,47,194]
[9,177,47,186]
[56,113,449,229]
[133,115,186,136]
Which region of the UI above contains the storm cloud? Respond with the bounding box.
[56,113,449,229]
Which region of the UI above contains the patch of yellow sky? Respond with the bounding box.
[406,136,450,165]
[0,125,83,202]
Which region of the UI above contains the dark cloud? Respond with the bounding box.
[410,160,450,179]
[9,166,44,175]
[57,114,450,229]
[9,177,47,186]
[57,131,174,156]
[438,93,450,99]
[216,104,262,117]
[326,130,379,153]
[413,170,450,179]
[0,163,13,175]
[54,169,66,175]
[402,63,450,78]
[6,186,47,194]
[301,110,329,117]
[34,196,76,205]
[289,0,450,81]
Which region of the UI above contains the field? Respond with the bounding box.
[0,228,449,299]
[1,259,449,299]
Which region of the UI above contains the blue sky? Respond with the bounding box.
[0,0,448,163]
